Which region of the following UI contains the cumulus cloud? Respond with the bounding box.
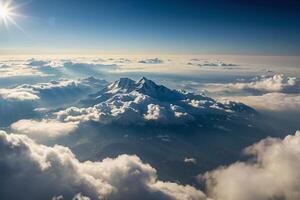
[184,158,197,164]
[0,77,107,103]
[0,62,46,78]
[0,131,207,200]
[112,58,132,64]
[138,58,163,64]
[211,74,300,93]
[231,92,300,111]
[0,97,37,126]
[0,88,39,101]
[188,59,239,68]
[24,58,120,76]
[0,70,106,126]
[27,58,50,67]
[11,119,78,139]
[26,58,65,76]
[72,193,91,200]
[52,193,91,200]
[200,131,300,200]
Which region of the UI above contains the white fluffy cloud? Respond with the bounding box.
[0,62,47,78]
[0,131,207,200]
[11,119,78,139]
[213,74,300,93]
[0,79,80,101]
[0,77,107,102]
[0,88,39,101]
[231,92,300,111]
[201,131,300,200]
[52,193,90,200]
[184,158,197,164]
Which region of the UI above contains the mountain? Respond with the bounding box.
[89,77,183,100]
[55,77,263,185]
[61,77,257,126]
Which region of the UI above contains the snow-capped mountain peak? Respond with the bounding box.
[59,76,259,127]
[107,77,136,93]
[135,77,174,99]
[103,77,176,100]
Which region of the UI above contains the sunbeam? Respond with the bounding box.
[0,0,26,33]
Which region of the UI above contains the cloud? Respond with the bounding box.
[112,58,132,64]
[230,92,300,111]
[188,59,239,68]
[11,119,78,139]
[27,58,64,76]
[211,74,300,93]
[25,58,119,76]
[0,88,39,101]
[184,158,197,164]
[0,131,207,200]
[0,97,37,126]
[63,61,118,75]
[52,193,91,200]
[0,62,46,78]
[200,131,300,200]
[138,58,163,64]
[72,193,91,200]
[27,58,50,67]
[0,76,107,126]
[0,77,107,104]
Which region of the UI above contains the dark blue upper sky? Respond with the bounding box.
[1,0,300,55]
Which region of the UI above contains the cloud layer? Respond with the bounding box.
[11,119,78,139]
[187,59,239,68]
[201,131,300,200]
[0,131,207,200]
[212,74,300,93]
[138,58,163,64]
[0,77,107,102]
[231,92,300,111]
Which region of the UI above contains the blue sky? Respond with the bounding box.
[1,0,300,55]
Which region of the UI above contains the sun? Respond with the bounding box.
[0,0,26,32]
[0,2,11,19]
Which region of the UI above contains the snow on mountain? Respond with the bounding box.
[56,77,256,126]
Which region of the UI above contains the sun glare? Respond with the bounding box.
[0,3,11,19]
[0,0,26,33]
